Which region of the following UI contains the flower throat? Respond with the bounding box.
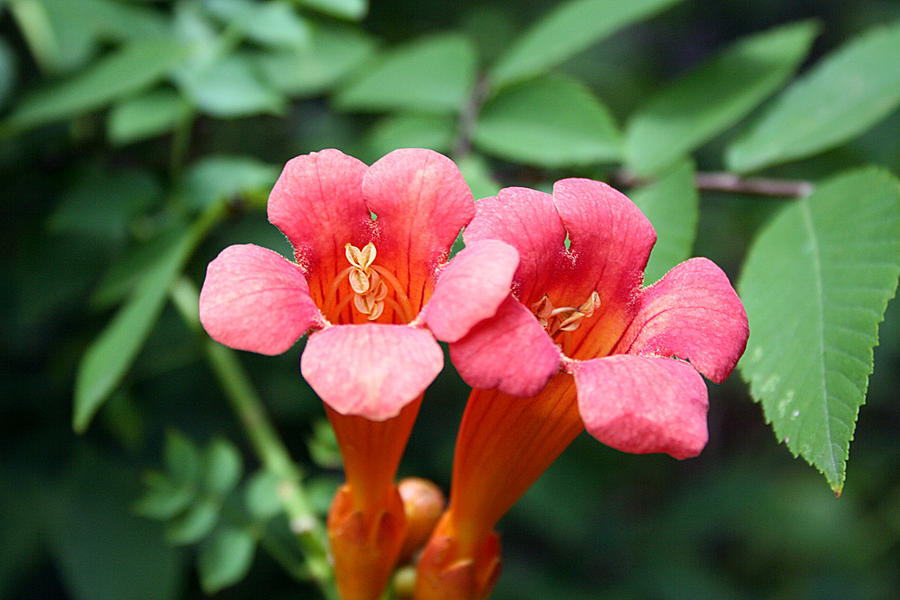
[323,242,415,323]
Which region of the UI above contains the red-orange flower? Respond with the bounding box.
[198,149,518,600]
[416,180,749,599]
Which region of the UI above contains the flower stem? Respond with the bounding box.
[170,278,337,600]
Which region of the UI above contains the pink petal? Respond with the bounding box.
[619,258,749,383]
[552,179,656,309]
[362,149,474,284]
[423,240,519,343]
[568,355,709,460]
[450,297,562,397]
[199,244,324,355]
[268,149,371,273]
[463,187,568,306]
[301,325,444,421]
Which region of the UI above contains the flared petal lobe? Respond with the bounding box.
[362,149,475,308]
[619,258,749,383]
[462,187,567,306]
[268,149,372,276]
[450,296,562,397]
[199,244,324,355]
[300,325,444,421]
[552,178,656,309]
[568,355,709,459]
[423,240,519,343]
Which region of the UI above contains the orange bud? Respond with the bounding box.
[328,484,407,600]
[414,514,501,600]
[398,477,446,562]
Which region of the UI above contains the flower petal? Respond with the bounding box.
[552,179,656,308]
[301,325,444,420]
[463,187,567,306]
[619,258,749,383]
[362,149,474,307]
[199,244,323,355]
[423,240,519,343]
[450,297,562,397]
[268,149,371,277]
[567,355,709,460]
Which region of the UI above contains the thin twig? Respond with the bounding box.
[614,169,814,198]
[453,74,492,160]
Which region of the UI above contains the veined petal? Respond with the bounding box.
[363,149,474,307]
[199,244,324,355]
[301,325,444,421]
[568,355,709,460]
[268,149,371,277]
[463,187,567,306]
[450,297,561,397]
[552,179,656,309]
[620,258,749,383]
[423,240,519,343]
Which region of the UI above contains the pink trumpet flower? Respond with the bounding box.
[199,149,518,600]
[416,180,749,599]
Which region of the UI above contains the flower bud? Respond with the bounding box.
[398,477,446,562]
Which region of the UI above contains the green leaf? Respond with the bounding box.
[255,24,375,97]
[490,0,683,86]
[166,499,220,545]
[177,52,284,118]
[459,154,501,201]
[198,527,256,594]
[630,160,698,283]
[165,430,202,485]
[134,471,195,520]
[182,154,280,210]
[91,228,186,309]
[206,0,311,49]
[10,0,169,74]
[334,33,477,114]
[364,113,456,158]
[107,89,192,145]
[3,37,186,133]
[727,21,900,173]
[0,37,16,110]
[298,0,368,21]
[738,168,900,494]
[48,167,161,239]
[204,438,243,497]
[474,74,620,167]
[244,471,282,521]
[624,20,819,177]
[73,205,224,432]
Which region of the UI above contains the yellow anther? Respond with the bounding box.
[531,291,601,336]
[532,296,554,320]
[368,301,385,320]
[348,267,371,294]
[332,241,413,322]
[344,242,377,269]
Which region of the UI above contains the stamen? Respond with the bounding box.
[349,267,371,294]
[323,242,416,323]
[531,291,601,337]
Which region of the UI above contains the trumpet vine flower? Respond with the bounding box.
[416,181,749,599]
[198,149,518,600]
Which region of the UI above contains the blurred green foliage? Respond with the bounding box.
[1,1,897,599]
